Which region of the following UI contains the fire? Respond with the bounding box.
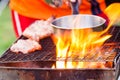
[104,3,120,26]
[52,3,120,69]
[53,28,111,69]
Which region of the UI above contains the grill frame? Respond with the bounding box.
[0,25,119,80]
[0,67,116,80]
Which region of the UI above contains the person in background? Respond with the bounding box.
[9,0,120,37]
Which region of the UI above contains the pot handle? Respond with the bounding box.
[69,0,79,14]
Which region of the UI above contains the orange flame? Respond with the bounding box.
[52,3,120,69]
[53,28,111,69]
[104,3,120,26]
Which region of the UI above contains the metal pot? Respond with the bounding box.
[51,14,106,34]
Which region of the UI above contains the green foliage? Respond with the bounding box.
[0,6,16,56]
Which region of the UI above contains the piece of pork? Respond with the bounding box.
[10,39,42,54]
[23,20,54,42]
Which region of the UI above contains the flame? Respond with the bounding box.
[52,3,120,69]
[53,28,111,69]
[104,3,120,26]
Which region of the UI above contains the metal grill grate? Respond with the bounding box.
[0,36,56,63]
[0,26,119,63]
[0,37,118,63]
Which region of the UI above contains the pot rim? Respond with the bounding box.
[51,14,106,29]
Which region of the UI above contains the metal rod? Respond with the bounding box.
[69,0,79,14]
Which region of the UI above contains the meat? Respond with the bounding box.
[11,17,54,54]
[22,20,54,42]
[10,39,41,54]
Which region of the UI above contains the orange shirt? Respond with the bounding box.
[9,0,106,19]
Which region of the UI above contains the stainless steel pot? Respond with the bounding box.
[51,14,106,34]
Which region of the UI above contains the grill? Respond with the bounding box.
[0,26,119,62]
[0,25,119,80]
[0,36,56,63]
[0,36,118,63]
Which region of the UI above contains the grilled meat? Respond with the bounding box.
[10,39,41,54]
[23,20,54,42]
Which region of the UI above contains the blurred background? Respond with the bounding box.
[0,6,16,56]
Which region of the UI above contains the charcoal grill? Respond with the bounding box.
[0,25,119,80]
